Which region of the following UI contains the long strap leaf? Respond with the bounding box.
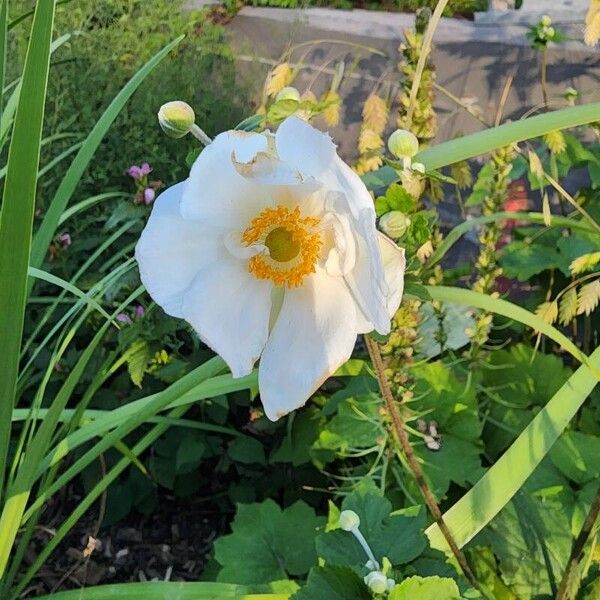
[426,346,600,551]
[0,0,55,504]
[28,34,184,274]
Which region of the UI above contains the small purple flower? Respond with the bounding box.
[116,313,133,325]
[140,163,152,176]
[134,305,145,319]
[127,165,143,179]
[143,187,156,205]
[58,232,72,248]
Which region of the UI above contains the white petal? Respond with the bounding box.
[181,259,272,378]
[135,183,224,318]
[180,130,272,228]
[277,117,389,333]
[378,233,406,317]
[258,270,358,421]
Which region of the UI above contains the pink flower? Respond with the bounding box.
[143,187,156,205]
[134,305,145,319]
[116,313,133,325]
[58,232,71,248]
[140,163,152,176]
[128,165,143,179]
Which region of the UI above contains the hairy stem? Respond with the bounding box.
[541,46,549,109]
[364,335,489,597]
[556,484,600,600]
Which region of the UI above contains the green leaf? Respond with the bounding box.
[292,566,370,600]
[0,0,55,517]
[389,576,461,600]
[29,35,184,274]
[500,241,561,280]
[271,410,321,466]
[425,345,600,553]
[549,431,600,485]
[214,499,324,584]
[175,433,206,474]
[316,490,427,567]
[228,435,266,465]
[410,362,484,497]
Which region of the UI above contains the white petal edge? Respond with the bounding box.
[135,182,224,318]
[180,130,272,228]
[181,258,273,378]
[258,270,358,421]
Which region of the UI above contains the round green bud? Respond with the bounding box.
[275,87,301,103]
[541,15,552,27]
[387,129,419,159]
[158,101,196,139]
[338,509,360,531]
[545,26,555,38]
[379,211,411,239]
[364,571,388,594]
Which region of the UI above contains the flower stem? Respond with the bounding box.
[541,46,549,109]
[364,335,487,597]
[556,484,600,600]
[190,123,212,146]
[351,527,379,569]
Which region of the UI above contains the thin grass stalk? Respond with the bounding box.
[405,0,449,128]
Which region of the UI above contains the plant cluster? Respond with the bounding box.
[0,1,599,599]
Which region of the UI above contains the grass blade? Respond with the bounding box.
[0,0,55,505]
[417,102,600,170]
[29,34,184,274]
[0,0,8,116]
[426,346,600,551]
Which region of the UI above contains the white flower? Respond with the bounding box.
[135,116,405,420]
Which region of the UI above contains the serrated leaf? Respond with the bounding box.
[292,566,370,600]
[577,280,600,315]
[316,490,427,567]
[214,499,324,584]
[389,575,461,599]
[559,287,579,325]
[126,339,150,388]
[500,241,561,281]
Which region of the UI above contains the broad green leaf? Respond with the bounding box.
[500,241,562,280]
[389,576,461,600]
[0,0,55,517]
[292,566,370,600]
[549,431,600,485]
[228,435,266,465]
[426,346,600,552]
[214,499,324,584]
[316,490,427,567]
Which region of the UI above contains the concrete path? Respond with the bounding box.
[226,7,600,160]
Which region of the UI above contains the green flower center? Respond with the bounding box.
[264,227,301,263]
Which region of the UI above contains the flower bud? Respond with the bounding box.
[411,162,426,174]
[541,14,552,27]
[338,509,360,531]
[275,86,301,103]
[545,26,555,38]
[387,129,419,159]
[158,101,196,139]
[364,571,388,594]
[379,211,410,239]
[143,187,156,205]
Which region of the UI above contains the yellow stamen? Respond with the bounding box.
[242,205,321,287]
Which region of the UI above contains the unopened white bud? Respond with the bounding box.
[364,571,388,594]
[339,509,360,531]
[379,211,411,239]
[388,129,419,159]
[158,101,196,139]
[276,86,301,102]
